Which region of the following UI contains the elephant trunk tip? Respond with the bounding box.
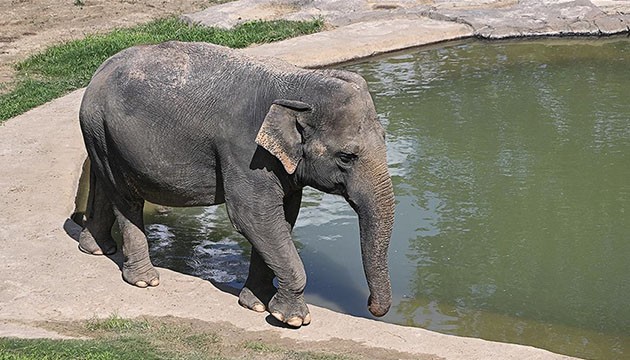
[368,294,391,317]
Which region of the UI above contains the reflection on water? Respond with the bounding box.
[145,39,630,359]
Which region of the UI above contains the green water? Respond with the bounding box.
[145,39,630,359]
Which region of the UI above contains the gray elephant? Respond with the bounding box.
[78,41,395,327]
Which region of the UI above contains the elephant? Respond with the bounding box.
[77,41,395,328]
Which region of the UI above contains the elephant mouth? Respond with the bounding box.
[312,181,346,197]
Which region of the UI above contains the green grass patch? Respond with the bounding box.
[85,314,151,333]
[0,337,162,360]
[243,340,279,353]
[0,16,324,122]
[0,316,354,360]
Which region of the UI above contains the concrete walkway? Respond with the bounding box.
[2,0,628,358]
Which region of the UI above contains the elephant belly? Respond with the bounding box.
[108,147,225,207]
[101,117,226,207]
[137,173,225,207]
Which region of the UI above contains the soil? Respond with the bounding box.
[0,0,219,86]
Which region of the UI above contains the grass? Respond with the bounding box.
[85,314,150,332]
[0,337,161,360]
[0,16,324,122]
[0,315,353,360]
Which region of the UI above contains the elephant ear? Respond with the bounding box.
[255,99,311,174]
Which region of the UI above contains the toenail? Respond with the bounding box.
[287,317,303,328]
[271,312,284,322]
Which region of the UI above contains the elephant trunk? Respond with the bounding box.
[348,158,395,317]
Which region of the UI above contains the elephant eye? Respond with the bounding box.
[337,152,357,166]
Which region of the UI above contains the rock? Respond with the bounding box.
[433,0,630,38]
[182,0,630,38]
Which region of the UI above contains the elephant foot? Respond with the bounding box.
[238,285,276,313]
[78,229,117,255]
[268,289,311,328]
[122,261,160,288]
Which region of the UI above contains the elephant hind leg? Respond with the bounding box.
[114,203,159,288]
[79,171,117,255]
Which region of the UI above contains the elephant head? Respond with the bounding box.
[255,69,395,317]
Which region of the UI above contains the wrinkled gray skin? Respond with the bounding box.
[78,41,395,328]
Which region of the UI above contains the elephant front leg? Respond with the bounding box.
[227,193,310,328]
[257,239,311,328]
[114,206,160,288]
[238,190,302,315]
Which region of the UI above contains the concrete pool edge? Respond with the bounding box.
[4,1,629,359]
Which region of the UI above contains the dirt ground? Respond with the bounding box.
[0,0,220,86]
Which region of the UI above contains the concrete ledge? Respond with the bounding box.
[243,18,473,68]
